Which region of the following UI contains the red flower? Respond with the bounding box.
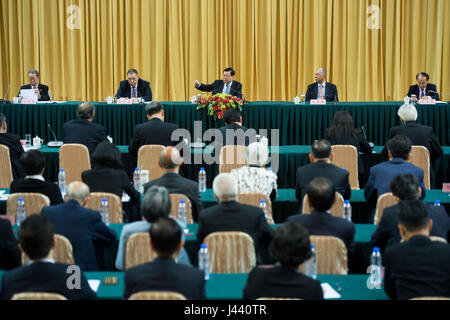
[217,111,223,119]
[224,98,229,103]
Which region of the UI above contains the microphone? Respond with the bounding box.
[361,125,367,139]
[0,84,11,103]
[428,90,450,98]
[228,87,247,103]
[47,124,64,147]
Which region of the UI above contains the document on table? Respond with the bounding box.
[88,280,101,292]
[321,283,341,299]
[20,89,38,100]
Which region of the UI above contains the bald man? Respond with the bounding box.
[62,102,108,155]
[305,68,339,102]
[143,147,202,222]
[40,181,116,271]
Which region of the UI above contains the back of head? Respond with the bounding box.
[66,181,90,203]
[311,139,332,160]
[246,142,269,167]
[77,102,95,120]
[269,222,312,270]
[149,217,182,258]
[223,109,241,125]
[386,135,412,160]
[328,111,356,139]
[92,141,123,169]
[390,174,420,201]
[397,103,418,122]
[18,214,54,260]
[305,177,336,212]
[141,186,171,223]
[159,147,182,169]
[397,200,430,233]
[145,101,163,117]
[213,173,238,202]
[20,150,46,175]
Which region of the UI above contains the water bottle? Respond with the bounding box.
[178,200,188,233]
[294,96,300,104]
[434,200,440,207]
[16,197,26,227]
[58,169,66,195]
[198,167,207,192]
[305,244,317,279]
[133,168,141,193]
[343,200,352,222]
[370,247,382,289]
[260,200,268,221]
[198,243,210,280]
[100,198,110,226]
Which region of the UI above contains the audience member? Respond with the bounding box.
[216,109,256,147]
[0,218,21,271]
[0,113,25,178]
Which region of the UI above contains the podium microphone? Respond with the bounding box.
[229,87,247,103]
[0,84,11,103]
[428,90,450,99]
[47,124,64,147]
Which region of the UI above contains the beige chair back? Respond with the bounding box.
[129,291,186,300]
[22,234,74,265]
[430,236,448,244]
[410,296,450,300]
[169,193,193,224]
[331,145,359,189]
[59,144,91,184]
[137,145,165,181]
[374,192,397,225]
[238,192,274,224]
[299,235,348,275]
[302,192,345,218]
[0,145,13,188]
[85,192,123,223]
[125,232,156,270]
[11,292,67,300]
[204,231,256,273]
[6,193,50,218]
[219,145,247,173]
[408,146,430,189]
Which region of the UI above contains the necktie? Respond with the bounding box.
[131,86,137,98]
[319,85,325,99]
[420,89,425,99]
[226,84,230,94]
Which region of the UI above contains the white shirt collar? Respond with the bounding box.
[25,175,45,181]
[225,80,233,87]
[27,258,55,266]
[318,81,326,88]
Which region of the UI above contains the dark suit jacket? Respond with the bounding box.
[18,84,51,101]
[243,264,324,300]
[197,201,273,263]
[128,118,180,157]
[372,203,450,251]
[384,235,450,300]
[41,200,116,271]
[196,80,243,99]
[115,79,152,101]
[295,161,351,204]
[143,172,202,222]
[305,82,339,102]
[0,132,25,179]
[0,219,21,271]
[364,158,425,208]
[82,166,140,203]
[287,210,356,260]
[10,178,64,205]
[62,119,107,155]
[124,257,205,300]
[0,262,97,300]
[407,83,439,101]
[217,123,256,147]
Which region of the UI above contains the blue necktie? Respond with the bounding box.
[225,84,230,94]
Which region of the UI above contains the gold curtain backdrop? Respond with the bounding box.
[0,0,448,102]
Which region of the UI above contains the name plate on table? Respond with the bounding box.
[443,183,450,193]
[418,99,436,105]
[117,98,133,104]
[21,99,37,104]
[310,99,327,105]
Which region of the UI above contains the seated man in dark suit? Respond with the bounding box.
[124,218,205,300]
[116,69,152,102]
[384,201,450,300]
[0,113,25,179]
[128,101,181,157]
[215,109,256,148]
[197,173,272,264]
[62,102,107,155]
[194,67,243,98]
[288,177,355,267]
[0,218,21,271]
[0,215,96,300]
[295,139,351,208]
[143,147,202,222]
[372,174,450,252]
[17,69,51,101]
[244,222,323,300]
[365,135,425,221]
[406,72,439,101]
[10,150,64,205]
[305,68,338,102]
[40,181,116,271]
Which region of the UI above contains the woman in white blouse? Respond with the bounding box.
[230,142,278,201]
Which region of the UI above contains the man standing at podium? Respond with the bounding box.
[116,69,152,102]
[305,68,338,102]
[194,67,243,99]
[406,72,439,101]
[17,69,51,101]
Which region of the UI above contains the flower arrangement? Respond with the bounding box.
[196,93,244,120]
